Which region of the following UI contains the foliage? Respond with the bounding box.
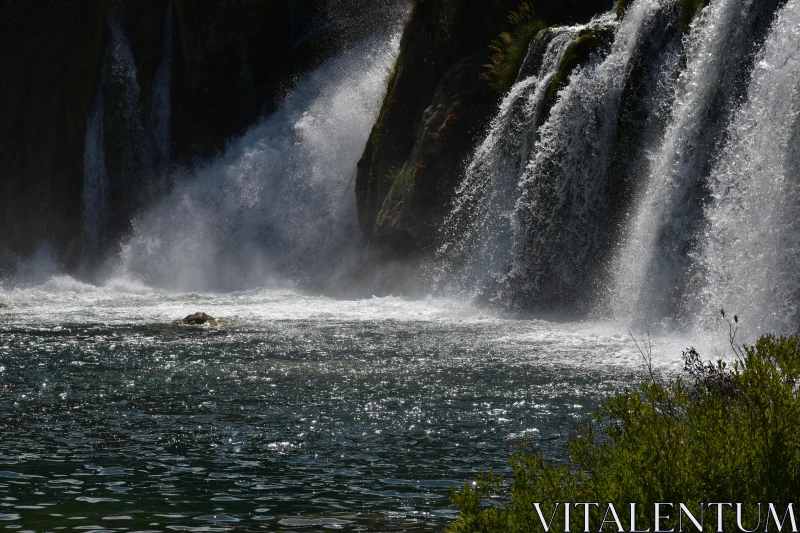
[385,165,416,205]
[483,2,546,93]
[449,317,800,532]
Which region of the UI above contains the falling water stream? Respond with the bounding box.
[2,0,799,530]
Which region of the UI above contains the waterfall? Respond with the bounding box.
[438,0,684,313]
[148,1,174,198]
[72,0,800,335]
[106,18,152,204]
[438,0,797,334]
[115,32,401,291]
[82,58,111,259]
[609,0,787,328]
[503,0,673,313]
[435,26,590,296]
[696,0,800,335]
[82,4,175,265]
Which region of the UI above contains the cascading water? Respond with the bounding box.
[82,63,110,259]
[114,32,401,292]
[435,26,590,296]
[105,17,152,209]
[609,0,788,328]
[438,0,797,335]
[505,0,683,313]
[81,4,174,263]
[695,0,800,335]
[147,0,174,197]
[438,0,684,313]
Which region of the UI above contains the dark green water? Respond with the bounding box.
[0,279,682,531]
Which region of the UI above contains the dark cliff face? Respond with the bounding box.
[0,0,111,271]
[0,0,322,271]
[169,0,310,161]
[355,0,613,260]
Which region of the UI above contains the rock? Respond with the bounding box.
[0,302,9,309]
[172,312,219,326]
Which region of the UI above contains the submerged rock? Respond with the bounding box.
[172,312,219,326]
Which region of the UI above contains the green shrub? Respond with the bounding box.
[449,320,800,532]
[483,2,547,93]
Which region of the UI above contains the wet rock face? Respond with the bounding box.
[169,0,312,162]
[355,0,613,260]
[0,0,111,270]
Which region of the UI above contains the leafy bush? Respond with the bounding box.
[483,2,546,93]
[449,318,800,532]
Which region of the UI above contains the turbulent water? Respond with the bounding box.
[3,0,800,530]
[696,0,800,333]
[113,32,398,292]
[0,280,686,531]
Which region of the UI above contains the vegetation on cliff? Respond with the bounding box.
[449,319,800,532]
[483,2,546,93]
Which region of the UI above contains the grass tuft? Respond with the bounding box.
[482,2,546,94]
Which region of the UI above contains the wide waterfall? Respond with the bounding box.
[610,0,788,329]
[113,32,400,292]
[438,0,797,336]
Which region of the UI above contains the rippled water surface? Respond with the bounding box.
[0,277,686,531]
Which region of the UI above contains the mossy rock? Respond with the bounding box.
[615,0,633,18]
[171,312,220,327]
[548,30,606,101]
